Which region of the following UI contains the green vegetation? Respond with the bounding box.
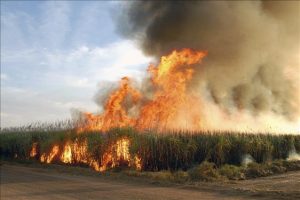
[126,159,300,182]
[1,127,300,182]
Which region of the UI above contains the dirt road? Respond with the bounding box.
[1,164,299,200]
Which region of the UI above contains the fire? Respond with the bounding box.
[60,140,88,164]
[116,138,130,161]
[79,77,141,132]
[134,155,142,171]
[30,143,38,158]
[33,137,141,172]
[72,139,88,164]
[137,48,207,131]
[98,138,131,172]
[61,142,72,163]
[30,49,207,172]
[78,48,207,132]
[40,145,59,163]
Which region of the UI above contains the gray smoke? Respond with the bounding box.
[118,1,300,124]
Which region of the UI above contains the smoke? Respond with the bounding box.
[242,154,255,166]
[287,146,300,161]
[117,1,300,132]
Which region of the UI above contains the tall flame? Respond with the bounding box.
[29,49,207,172]
[137,48,207,131]
[78,48,207,132]
[26,48,210,172]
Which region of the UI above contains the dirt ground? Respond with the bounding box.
[1,163,299,200]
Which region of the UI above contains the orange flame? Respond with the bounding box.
[99,138,131,171]
[31,48,207,172]
[40,145,59,163]
[134,155,142,171]
[79,77,141,132]
[73,139,89,164]
[35,138,141,172]
[61,142,72,163]
[78,48,207,132]
[137,48,207,131]
[30,143,38,158]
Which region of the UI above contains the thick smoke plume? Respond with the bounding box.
[117,1,300,132]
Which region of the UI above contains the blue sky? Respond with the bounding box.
[1,1,151,127]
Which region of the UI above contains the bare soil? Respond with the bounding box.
[1,163,299,200]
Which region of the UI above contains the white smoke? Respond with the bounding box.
[242,154,255,166]
[287,147,300,161]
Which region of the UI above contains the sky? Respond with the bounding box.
[1,1,151,127]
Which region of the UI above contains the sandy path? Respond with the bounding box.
[1,164,299,200]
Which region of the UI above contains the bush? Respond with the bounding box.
[188,162,220,181]
[219,164,245,180]
[244,162,272,178]
[172,170,189,183]
[266,160,287,174]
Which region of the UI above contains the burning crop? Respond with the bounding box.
[61,142,72,164]
[78,48,207,133]
[1,128,300,173]
[1,46,298,172]
[1,42,299,173]
[30,142,38,158]
[40,145,60,164]
[116,1,300,133]
[26,132,141,172]
[0,1,299,178]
